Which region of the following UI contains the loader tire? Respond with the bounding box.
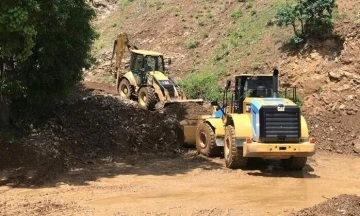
[195,122,222,157]
[119,78,133,99]
[281,157,307,171]
[224,125,247,169]
[138,87,158,110]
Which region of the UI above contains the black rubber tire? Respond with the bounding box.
[224,125,247,169]
[138,87,159,110]
[118,78,133,99]
[195,122,222,157]
[281,157,307,171]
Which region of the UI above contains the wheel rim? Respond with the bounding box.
[120,84,128,96]
[138,89,147,107]
[199,131,207,148]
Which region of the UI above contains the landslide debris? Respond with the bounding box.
[162,102,213,120]
[290,194,360,216]
[1,85,212,185]
[305,113,360,155]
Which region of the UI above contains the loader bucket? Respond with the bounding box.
[154,99,204,110]
[179,114,214,147]
[179,119,199,146]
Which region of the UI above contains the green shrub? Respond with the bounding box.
[185,38,200,49]
[231,8,243,20]
[178,71,223,101]
[275,0,336,43]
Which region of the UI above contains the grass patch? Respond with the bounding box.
[185,38,200,49]
[219,0,288,60]
[119,0,134,8]
[231,8,243,20]
[149,1,164,10]
[198,20,206,26]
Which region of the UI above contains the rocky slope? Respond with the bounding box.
[277,20,360,155]
[73,1,360,157]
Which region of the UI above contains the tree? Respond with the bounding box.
[0,0,39,63]
[0,0,98,124]
[275,0,336,43]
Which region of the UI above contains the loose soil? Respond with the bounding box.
[1,152,359,216]
[291,194,360,216]
[1,1,360,215]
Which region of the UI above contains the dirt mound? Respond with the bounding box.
[1,85,194,185]
[0,197,91,216]
[162,102,213,120]
[305,113,360,155]
[290,194,360,216]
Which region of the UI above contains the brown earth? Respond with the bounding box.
[0,82,214,186]
[1,0,360,215]
[291,194,360,216]
[86,0,360,158]
[1,151,360,216]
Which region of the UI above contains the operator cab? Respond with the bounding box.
[129,50,166,85]
[234,74,276,113]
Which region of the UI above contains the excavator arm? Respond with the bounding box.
[111,32,138,72]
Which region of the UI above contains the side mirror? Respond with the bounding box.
[225,80,231,91]
[168,58,172,65]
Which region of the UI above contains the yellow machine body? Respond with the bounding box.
[183,70,316,170]
[111,32,203,110]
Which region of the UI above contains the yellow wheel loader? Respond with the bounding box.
[111,32,203,110]
[183,69,316,170]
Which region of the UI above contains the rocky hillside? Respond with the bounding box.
[86,0,360,155]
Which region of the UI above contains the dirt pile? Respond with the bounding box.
[0,198,91,216]
[162,102,213,120]
[305,113,360,155]
[290,194,360,216]
[1,85,203,185]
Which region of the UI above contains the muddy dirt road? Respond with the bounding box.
[1,151,359,216]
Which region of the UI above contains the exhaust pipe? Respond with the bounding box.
[272,68,279,98]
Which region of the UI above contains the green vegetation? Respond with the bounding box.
[185,38,200,49]
[224,0,286,58]
[198,20,205,26]
[275,0,336,43]
[149,1,164,10]
[0,0,97,124]
[119,0,134,8]
[231,8,243,20]
[178,71,223,101]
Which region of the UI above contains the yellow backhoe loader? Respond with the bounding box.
[111,32,203,110]
[182,69,316,170]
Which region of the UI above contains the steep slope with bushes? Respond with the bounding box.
[87,0,360,155]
